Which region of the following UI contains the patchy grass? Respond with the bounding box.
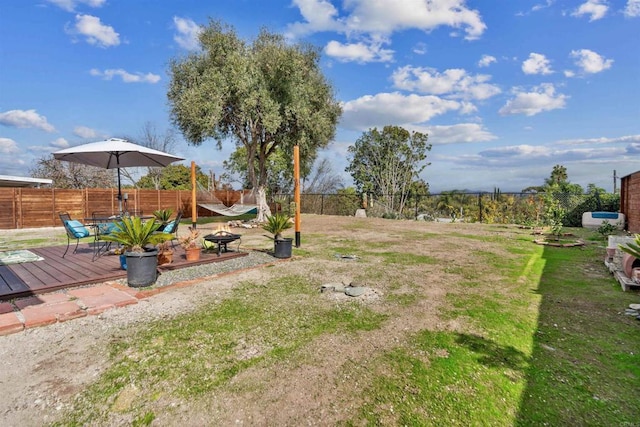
[44,221,639,425]
[58,275,387,425]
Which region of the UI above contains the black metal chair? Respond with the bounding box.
[59,212,94,258]
[91,211,119,260]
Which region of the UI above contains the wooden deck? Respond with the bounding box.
[0,243,247,301]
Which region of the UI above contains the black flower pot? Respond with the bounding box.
[273,238,293,259]
[125,249,158,287]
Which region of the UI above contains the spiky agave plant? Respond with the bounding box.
[262,213,293,240]
[101,216,173,252]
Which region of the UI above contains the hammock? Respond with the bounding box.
[198,203,258,216]
[197,182,258,216]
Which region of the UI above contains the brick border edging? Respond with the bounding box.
[0,256,295,336]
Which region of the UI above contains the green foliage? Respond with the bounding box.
[619,234,640,259]
[100,217,173,252]
[167,21,341,192]
[262,213,293,239]
[543,194,565,239]
[346,125,431,215]
[596,221,618,238]
[152,208,174,225]
[137,164,208,190]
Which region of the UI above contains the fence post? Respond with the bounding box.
[321,194,324,215]
[478,193,483,223]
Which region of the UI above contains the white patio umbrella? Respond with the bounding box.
[53,138,184,212]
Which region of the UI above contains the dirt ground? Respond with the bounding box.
[0,215,520,426]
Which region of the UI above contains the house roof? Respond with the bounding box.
[0,175,53,188]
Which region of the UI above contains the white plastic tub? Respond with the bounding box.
[582,212,625,229]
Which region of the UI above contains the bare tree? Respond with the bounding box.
[119,122,179,189]
[303,158,344,194]
[30,155,114,189]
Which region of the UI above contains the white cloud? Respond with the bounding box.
[479,144,551,159]
[532,0,554,12]
[0,109,56,132]
[46,0,105,12]
[50,137,70,149]
[556,134,640,145]
[625,0,640,17]
[391,66,501,100]
[325,39,394,63]
[572,0,609,21]
[90,68,161,83]
[569,49,613,74]
[499,83,568,116]
[173,17,202,51]
[287,0,486,41]
[522,53,553,75]
[412,42,427,55]
[68,14,120,48]
[478,55,496,67]
[424,123,497,144]
[340,92,461,130]
[0,137,20,154]
[564,70,576,78]
[73,126,98,138]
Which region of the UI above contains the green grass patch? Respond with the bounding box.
[352,330,526,426]
[59,275,387,425]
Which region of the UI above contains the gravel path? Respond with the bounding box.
[112,250,278,288]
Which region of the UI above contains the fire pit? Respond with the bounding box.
[203,230,242,256]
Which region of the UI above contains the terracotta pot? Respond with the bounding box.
[185,247,201,261]
[158,250,173,265]
[622,253,639,278]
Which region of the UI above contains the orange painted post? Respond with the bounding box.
[191,161,197,229]
[294,145,301,247]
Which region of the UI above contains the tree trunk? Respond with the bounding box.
[256,186,272,222]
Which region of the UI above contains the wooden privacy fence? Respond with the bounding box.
[0,188,245,229]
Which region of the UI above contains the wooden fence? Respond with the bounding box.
[0,188,245,229]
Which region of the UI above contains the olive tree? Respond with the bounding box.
[346,126,431,214]
[167,21,341,220]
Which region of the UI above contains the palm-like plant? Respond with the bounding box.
[262,213,293,240]
[100,216,173,253]
[153,208,174,224]
[619,234,640,259]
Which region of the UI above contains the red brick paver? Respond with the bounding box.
[18,297,86,329]
[68,284,138,315]
[0,311,23,335]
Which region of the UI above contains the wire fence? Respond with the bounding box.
[272,191,620,227]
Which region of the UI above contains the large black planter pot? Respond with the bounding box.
[273,238,293,259]
[125,249,158,287]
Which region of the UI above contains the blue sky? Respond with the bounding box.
[1,0,639,193]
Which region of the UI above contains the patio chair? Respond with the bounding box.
[123,209,143,217]
[155,210,182,248]
[59,212,94,258]
[92,211,119,260]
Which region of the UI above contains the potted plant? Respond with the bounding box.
[100,216,173,287]
[153,208,174,231]
[179,227,202,261]
[619,234,640,281]
[262,213,293,258]
[156,240,174,265]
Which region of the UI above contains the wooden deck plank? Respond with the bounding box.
[0,266,30,293]
[0,245,249,301]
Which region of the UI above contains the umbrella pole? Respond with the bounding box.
[117,164,123,214]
